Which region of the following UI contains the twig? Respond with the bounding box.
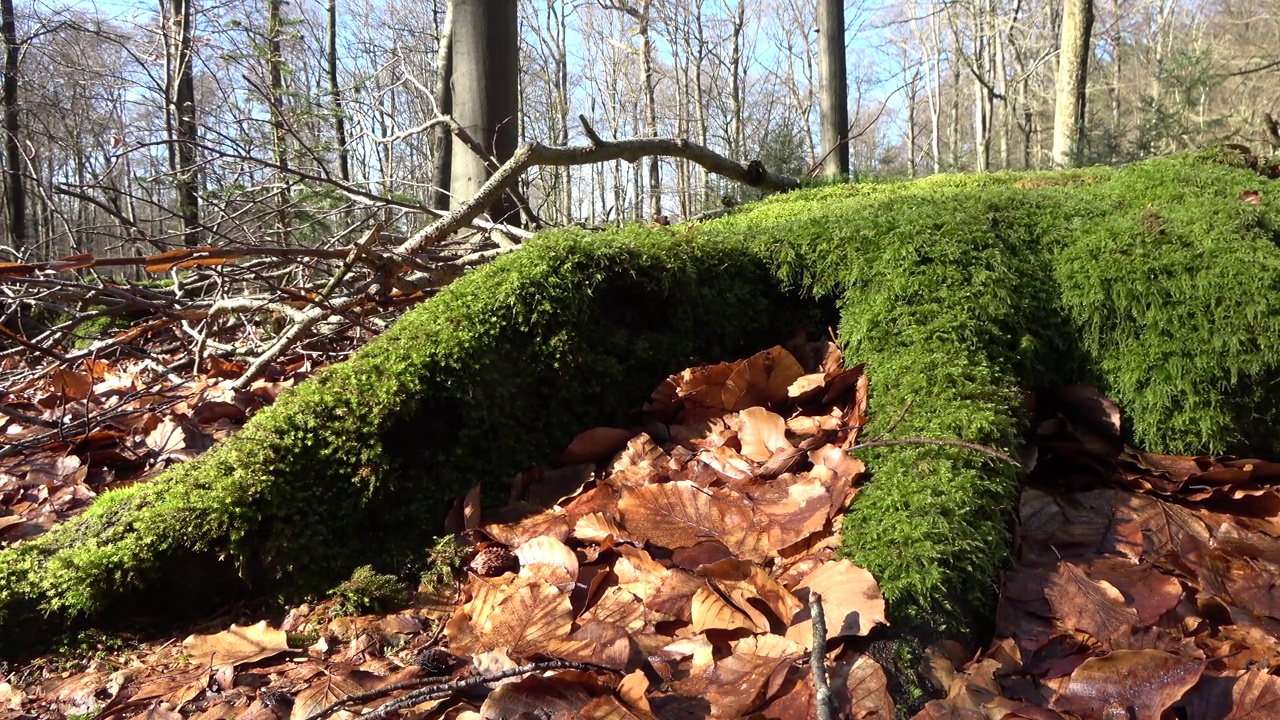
[810,591,833,720]
[0,402,60,429]
[300,660,602,720]
[868,399,913,442]
[295,672,454,720]
[845,437,1020,466]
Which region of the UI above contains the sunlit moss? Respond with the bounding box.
[2,151,1277,651]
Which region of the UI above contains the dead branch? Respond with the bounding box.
[397,115,800,255]
[810,591,834,720]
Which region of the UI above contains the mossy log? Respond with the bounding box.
[3,151,1279,655]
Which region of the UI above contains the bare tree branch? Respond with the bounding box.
[397,116,799,255]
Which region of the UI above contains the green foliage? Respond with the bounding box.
[330,566,407,616]
[420,535,467,593]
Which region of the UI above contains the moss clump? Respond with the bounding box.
[0,230,813,653]
[330,566,407,616]
[2,151,1278,654]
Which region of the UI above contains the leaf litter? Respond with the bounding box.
[2,342,1279,720]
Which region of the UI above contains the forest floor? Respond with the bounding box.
[2,336,1280,720]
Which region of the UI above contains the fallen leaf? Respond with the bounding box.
[1045,650,1205,720]
[785,560,887,647]
[182,621,292,667]
[737,407,792,462]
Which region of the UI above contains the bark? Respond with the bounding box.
[817,0,849,179]
[1052,0,1094,167]
[449,0,518,224]
[328,0,351,183]
[1,0,23,249]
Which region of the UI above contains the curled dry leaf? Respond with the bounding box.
[690,586,756,632]
[736,407,792,462]
[514,535,579,590]
[559,427,636,465]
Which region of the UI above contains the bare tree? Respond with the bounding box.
[428,0,453,210]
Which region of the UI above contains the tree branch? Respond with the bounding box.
[397,116,799,255]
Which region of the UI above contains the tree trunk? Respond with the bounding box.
[817,0,849,179]
[267,0,290,245]
[907,71,919,179]
[728,0,745,160]
[449,0,518,224]
[165,0,200,246]
[429,0,453,211]
[328,0,351,183]
[1052,0,1094,168]
[1,0,24,250]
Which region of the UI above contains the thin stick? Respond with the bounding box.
[810,591,834,720]
[352,661,601,720]
[846,437,1020,466]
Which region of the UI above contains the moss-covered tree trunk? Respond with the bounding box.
[3,151,1279,664]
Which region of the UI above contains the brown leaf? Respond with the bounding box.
[514,535,579,590]
[451,578,574,659]
[834,654,894,720]
[1045,650,1205,720]
[910,700,987,719]
[616,669,653,715]
[1225,668,1280,719]
[1044,562,1140,644]
[673,635,801,718]
[559,427,636,465]
[690,586,755,632]
[289,670,364,720]
[1084,558,1184,628]
[698,558,804,634]
[480,673,603,718]
[785,560,887,647]
[617,481,766,559]
[182,621,292,667]
[49,368,92,400]
[737,407,792,462]
[752,473,833,553]
[135,704,185,720]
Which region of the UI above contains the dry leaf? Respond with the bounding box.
[182,621,292,667]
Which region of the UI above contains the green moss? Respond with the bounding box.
[0,231,811,652]
[330,566,407,616]
[700,152,1280,631]
[2,151,1278,654]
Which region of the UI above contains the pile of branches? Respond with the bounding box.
[1,117,796,393]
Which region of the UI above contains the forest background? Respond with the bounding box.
[2,0,1279,287]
